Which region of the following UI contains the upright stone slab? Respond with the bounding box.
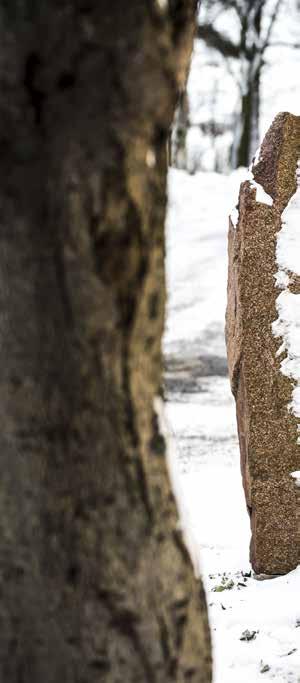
[226,113,300,575]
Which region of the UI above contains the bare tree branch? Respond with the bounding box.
[268,41,300,49]
[197,23,241,58]
[260,0,283,52]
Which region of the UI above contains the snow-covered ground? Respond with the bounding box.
[164,168,300,682]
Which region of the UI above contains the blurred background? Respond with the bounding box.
[170,0,300,173]
[165,6,300,678]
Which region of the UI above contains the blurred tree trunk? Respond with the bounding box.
[171,89,190,169]
[236,5,262,167]
[0,2,211,682]
[236,66,260,167]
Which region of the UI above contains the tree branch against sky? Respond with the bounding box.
[196,0,294,166]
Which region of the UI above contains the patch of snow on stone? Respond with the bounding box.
[249,146,262,171]
[229,149,271,227]
[292,385,300,427]
[290,470,300,486]
[275,340,285,358]
[272,161,300,430]
[274,270,290,289]
[252,145,262,167]
[277,162,300,276]
[230,206,239,228]
[249,174,273,206]
[246,152,273,206]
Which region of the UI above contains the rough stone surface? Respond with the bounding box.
[226,112,300,575]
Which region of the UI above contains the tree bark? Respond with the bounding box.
[0,2,211,682]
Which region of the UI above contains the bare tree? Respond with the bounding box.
[0,2,212,682]
[198,0,286,167]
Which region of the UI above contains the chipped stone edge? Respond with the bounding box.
[229,146,273,230]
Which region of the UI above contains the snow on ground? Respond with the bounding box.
[164,168,300,683]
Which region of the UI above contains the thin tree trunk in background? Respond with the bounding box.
[237,69,260,167]
[237,6,262,168]
[0,2,211,682]
[171,89,190,169]
[249,67,260,160]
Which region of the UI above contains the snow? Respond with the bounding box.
[253,146,262,167]
[249,175,273,206]
[277,163,300,276]
[230,206,239,228]
[291,471,300,486]
[164,167,247,358]
[164,168,300,683]
[275,270,290,289]
[272,161,300,426]
[248,151,274,205]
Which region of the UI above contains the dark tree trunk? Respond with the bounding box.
[236,6,262,168]
[236,68,260,168]
[0,2,211,682]
[171,89,190,169]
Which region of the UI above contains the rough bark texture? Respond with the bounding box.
[0,2,211,681]
[226,113,300,575]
